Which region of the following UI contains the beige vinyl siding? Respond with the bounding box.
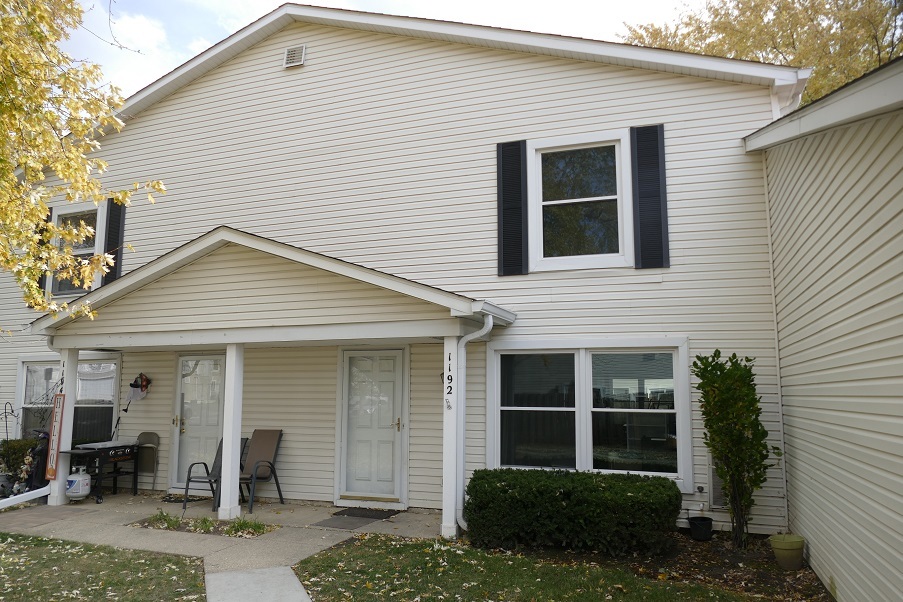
[9,22,787,522]
[407,342,486,509]
[241,347,338,502]
[115,352,176,490]
[56,244,451,335]
[409,344,442,508]
[765,110,903,602]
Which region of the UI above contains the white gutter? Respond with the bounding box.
[455,314,494,531]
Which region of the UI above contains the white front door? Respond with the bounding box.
[171,356,225,489]
[341,350,404,501]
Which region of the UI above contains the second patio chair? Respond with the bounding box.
[239,429,285,513]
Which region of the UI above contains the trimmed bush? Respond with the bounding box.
[464,468,682,555]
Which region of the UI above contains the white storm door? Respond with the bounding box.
[171,356,225,489]
[342,351,403,500]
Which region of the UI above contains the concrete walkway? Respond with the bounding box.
[0,494,440,601]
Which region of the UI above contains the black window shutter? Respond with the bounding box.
[102,200,126,286]
[498,140,528,276]
[631,125,670,269]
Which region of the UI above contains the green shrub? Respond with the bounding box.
[692,350,779,549]
[464,469,682,555]
[0,439,36,477]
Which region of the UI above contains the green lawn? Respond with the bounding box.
[295,534,754,601]
[0,532,206,601]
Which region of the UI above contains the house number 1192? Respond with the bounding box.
[445,353,454,410]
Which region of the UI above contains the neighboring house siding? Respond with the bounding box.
[765,110,903,602]
[1,23,786,525]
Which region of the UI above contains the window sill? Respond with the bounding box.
[530,254,633,272]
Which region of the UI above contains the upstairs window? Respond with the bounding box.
[498,125,669,275]
[541,144,621,259]
[44,201,126,296]
[52,209,98,296]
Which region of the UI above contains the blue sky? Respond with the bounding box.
[63,1,705,97]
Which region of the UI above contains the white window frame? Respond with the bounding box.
[14,352,120,439]
[526,129,635,272]
[487,337,693,494]
[46,202,109,297]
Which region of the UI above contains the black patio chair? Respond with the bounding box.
[182,437,247,514]
[239,429,285,513]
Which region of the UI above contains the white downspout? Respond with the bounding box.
[455,314,493,531]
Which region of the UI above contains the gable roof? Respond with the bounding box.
[745,57,903,150]
[117,3,810,124]
[30,226,515,336]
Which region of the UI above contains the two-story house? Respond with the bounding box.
[2,5,899,601]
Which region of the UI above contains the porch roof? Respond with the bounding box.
[30,227,515,350]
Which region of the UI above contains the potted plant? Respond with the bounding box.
[768,533,805,570]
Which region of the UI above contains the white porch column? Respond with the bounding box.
[218,343,244,520]
[441,336,460,539]
[48,348,79,506]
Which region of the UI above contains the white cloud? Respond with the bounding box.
[184,0,284,34]
[65,2,191,96]
[188,37,214,55]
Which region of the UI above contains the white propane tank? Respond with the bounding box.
[66,466,91,500]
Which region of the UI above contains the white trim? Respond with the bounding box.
[46,319,474,351]
[32,227,515,335]
[526,129,635,272]
[486,336,693,493]
[746,60,903,151]
[335,347,408,508]
[115,4,808,127]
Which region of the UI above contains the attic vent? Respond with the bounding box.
[710,460,727,508]
[283,45,306,68]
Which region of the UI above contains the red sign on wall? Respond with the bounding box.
[45,393,65,480]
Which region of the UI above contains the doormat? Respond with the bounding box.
[160,494,209,504]
[333,508,400,520]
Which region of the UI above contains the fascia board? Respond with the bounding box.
[746,61,903,151]
[116,4,804,125]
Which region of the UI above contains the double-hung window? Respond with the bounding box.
[20,360,118,444]
[52,209,99,295]
[45,200,126,297]
[489,338,693,493]
[498,125,669,275]
[529,130,634,271]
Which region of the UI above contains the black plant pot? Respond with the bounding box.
[689,516,713,541]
